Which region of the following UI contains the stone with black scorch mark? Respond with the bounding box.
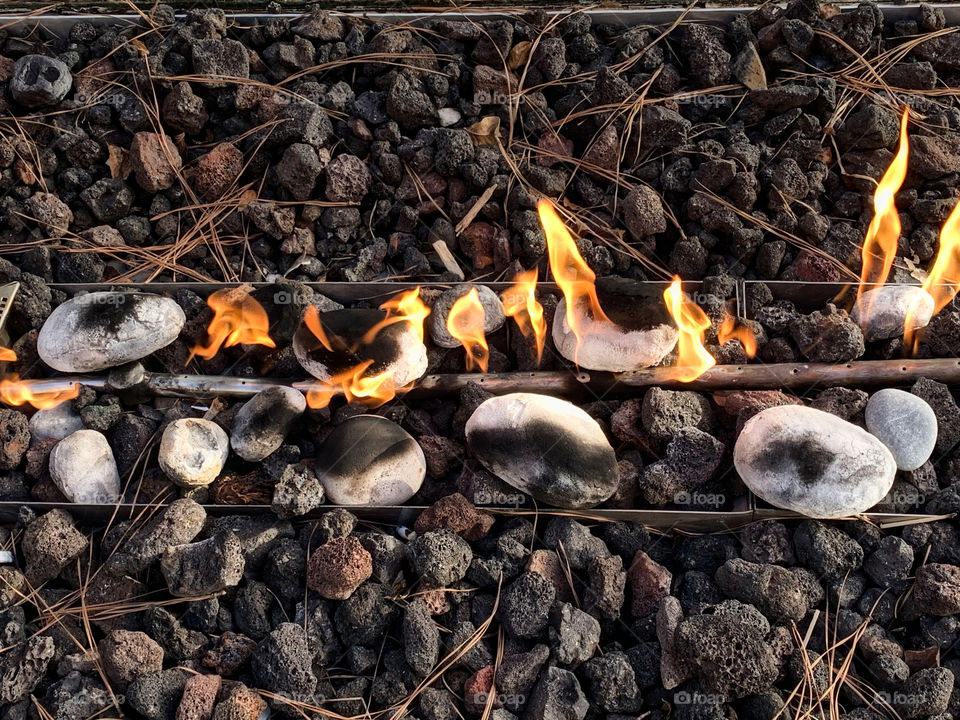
[465,393,619,509]
[37,292,185,373]
[315,415,425,505]
[734,405,896,517]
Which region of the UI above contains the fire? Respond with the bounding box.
[663,277,716,382]
[190,288,276,361]
[920,198,960,318]
[717,311,758,358]
[447,288,489,372]
[305,360,397,410]
[538,198,610,350]
[363,288,431,344]
[501,269,546,364]
[858,107,910,298]
[0,376,80,410]
[0,347,16,362]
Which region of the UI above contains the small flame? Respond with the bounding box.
[858,107,910,299]
[539,199,610,353]
[502,269,546,365]
[446,288,489,372]
[905,198,960,350]
[190,288,276,361]
[717,311,757,358]
[305,360,397,410]
[0,376,80,410]
[663,277,716,382]
[0,347,16,362]
[362,288,431,344]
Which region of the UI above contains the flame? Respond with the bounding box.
[502,269,546,364]
[539,199,610,351]
[190,288,276,361]
[0,347,16,362]
[0,375,80,410]
[305,360,397,410]
[663,277,716,382]
[717,311,757,358]
[362,288,431,344]
[446,288,489,372]
[858,108,910,299]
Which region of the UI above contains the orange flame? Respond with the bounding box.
[0,376,80,410]
[905,198,960,351]
[305,360,397,410]
[447,288,489,372]
[0,347,16,362]
[858,107,910,299]
[190,288,276,361]
[538,199,610,350]
[717,311,757,358]
[363,288,431,344]
[502,269,546,364]
[663,277,716,382]
[301,288,430,408]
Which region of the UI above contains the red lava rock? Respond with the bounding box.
[211,684,266,720]
[609,398,659,454]
[627,550,672,617]
[0,56,14,83]
[463,666,500,715]
[420,587,451,615]
[194,142,243,198]
[779,248,846,283]
[129,132,182,193]
[176,673,221,720]
[202,632,257,677]
[458,222,508,270]
[0,409,29,470]
[81,225,125,247]
[306,536,372,600]
[417,436,465,480]
[324,153,371,203]
[912,563,960,616]
[536,131,573,166]
[526,549,574,603]
[414,493,494,541]
[98,630,164,689]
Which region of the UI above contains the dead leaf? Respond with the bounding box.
[819,147,834,165]
[507,41,533,71]
[130,38,150,57]
[820,3,841,19]
[237,189,259,210]
[904,646,940,672]
[467,116,501,147]
[106,144,129,179]
[14,158,36,185]
[902,256,930,284]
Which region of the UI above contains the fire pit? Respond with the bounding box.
[0,4,960,720]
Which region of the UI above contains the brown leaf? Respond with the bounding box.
[14,158,36,185]
[106,144,129,179]
[507,41,533,71]
[904,646,940,672]
[237,188,259,209]
[130,38,150,57]
[467,116,501,147]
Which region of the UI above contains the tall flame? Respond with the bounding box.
[663,277,716,382]
[717,311,758,358]
[858,107,910,299]
[502,269,546,365]
[0,347,16,362]
[447,288,489,372]
[538,199,610,350]
[190,288,276,361]
[905,198,960,351]
[302,288,430,409]
[0,376,80,410]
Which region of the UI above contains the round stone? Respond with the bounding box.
[38,292,185,373]
[230,386,306,462]
[28,402,84,441]
[865,388,937,471]
[159,418,229,488]
[428,285,505,349]
[10,55,72,108]
[465,393,619,509]
[734,405,897,518]
[851,285,934,342]
[49,429,121,503]
[316,415,425,505]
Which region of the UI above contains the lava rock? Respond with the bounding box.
[911,563,960,615]
[865,388,937,471]
[129,132,183,193]
[175,673,220,720]
[734,405,897,517]
[191,38,249,86]
[98,630,164,690]
[160,531,245,597]
[403,598,440,676]
[272,462,325,518]
[49,429,121,503]
[863,535,914,588]
[125,669,188,720]
[623,184,667,239]
[627,551,672,616]
[525,666,588,720]
[466,393,619,509]
[0,636,55,705]
[37,292,185,372]
[582,651,643,713]
[230,386,306,462]
[22,509,89,584]
[10,55,72,107]
[0,409,29,470]
[794,521,864,583]
[414,493,494,540]
[325,153,372,203]
[714,558,807,621]
[315,415,425,505]
[542,517,609,571]
[107,498,206,574]
[642,387,715,442]
[789,306,865,362]
[25,192,73,238]
[251,623,318,706]
[159,418,229,488]
[306,536,372,600]
[895,667,954,718]
[498,571,556,639]
[408,529,472,586]
[911,377,960,455]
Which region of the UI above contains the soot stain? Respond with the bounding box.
[78,294,141,335]
[301,309,400,374]
[755,435,833,486]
